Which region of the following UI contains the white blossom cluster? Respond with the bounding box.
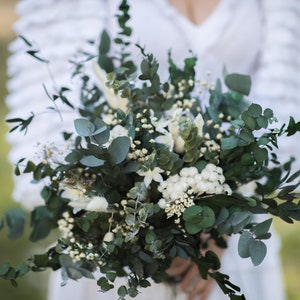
[57,212,103,264]
[158,164,232,221]
[35,140,74,167]
[60,183,109,212]
[128,140,150,163]
[57,211,75,239]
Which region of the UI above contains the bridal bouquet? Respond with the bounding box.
[1,2,300,299]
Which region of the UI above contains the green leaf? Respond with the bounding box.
[145,231,157,244]
[263,108,274,118]
[30,206,54,242]
[97,277,114,292]
[125,214,135,226]
[106,272,117,282]
[183,206,215,234]
[15,263,30,277]
[252,218,272,237]
[249,239,267,266]
[98,55,114,74]
[33,254,49,268]
[221,136,239,151]
[238,231,252,258]
[118,286,128,297]
[74,119,95,136]
[230,211,253,233]
[286,117,300,136]
[80,156,105,167]
[99,30,111,54]
[108,136,131,164]
[23,161,36,173]
[247,104,262,118]
[257,116,268,129]
[65,150,83,163]
[5,208,26,240]
[0,263,10,276]
[253,147,268,163]
[67,267,83,280]
[225,73,251,96]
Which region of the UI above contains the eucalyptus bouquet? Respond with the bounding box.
[1,2,300,299]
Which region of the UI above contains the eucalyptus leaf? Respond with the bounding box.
[225,73,251,96]
[0,263,10,276]
[80,155,105,167]
[99,30,111,54]
[5,208,26,240]
[249,239,267,266]
[238,231,252,258]
[118,286,128,297]
[108,136,131,164]
[74,118,95,136]
[252,218,272,237]
[221,136,239,151]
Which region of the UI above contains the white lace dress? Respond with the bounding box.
[6,0,300,299]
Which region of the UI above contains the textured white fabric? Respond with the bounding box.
[6,0,300,299]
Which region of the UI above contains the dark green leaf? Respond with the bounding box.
[24,161,36,173]
[263,108,273,118]
[246,103,262,117]
[5,208,26,240]
[225,73,251,96]
[118,286,128,297]
[286,117,300,136]
[99,30,111,54]
[33,254,49,268]
[252,218,272,236]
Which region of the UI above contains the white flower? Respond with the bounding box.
[93,61,128,112]
[137,167,164,187]
[155,132,174,151]
[194,113,204,137]
[168,120,185,153]
[61,186,88,207]
[236,181,257,197]
[165,106,183,120]
[86,196,109,212]
[158,198,167,209]
[174,136,185,153]
[150,111,170,133]
[168,119,179,136]
[110,125,128,140]
[61,184,110,212]
[103,232,115,244]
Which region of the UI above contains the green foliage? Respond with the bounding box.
[225,73,251,96]
[183,206,215,234]
[2,1,300,299]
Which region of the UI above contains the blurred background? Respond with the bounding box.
[0,0,299,299]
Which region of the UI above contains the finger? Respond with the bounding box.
[166,258,191,277]
[180,264,200,292]
[188,277,216,300]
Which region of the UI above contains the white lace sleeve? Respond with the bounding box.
[252,0,300,168]
[6,0,110,209]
